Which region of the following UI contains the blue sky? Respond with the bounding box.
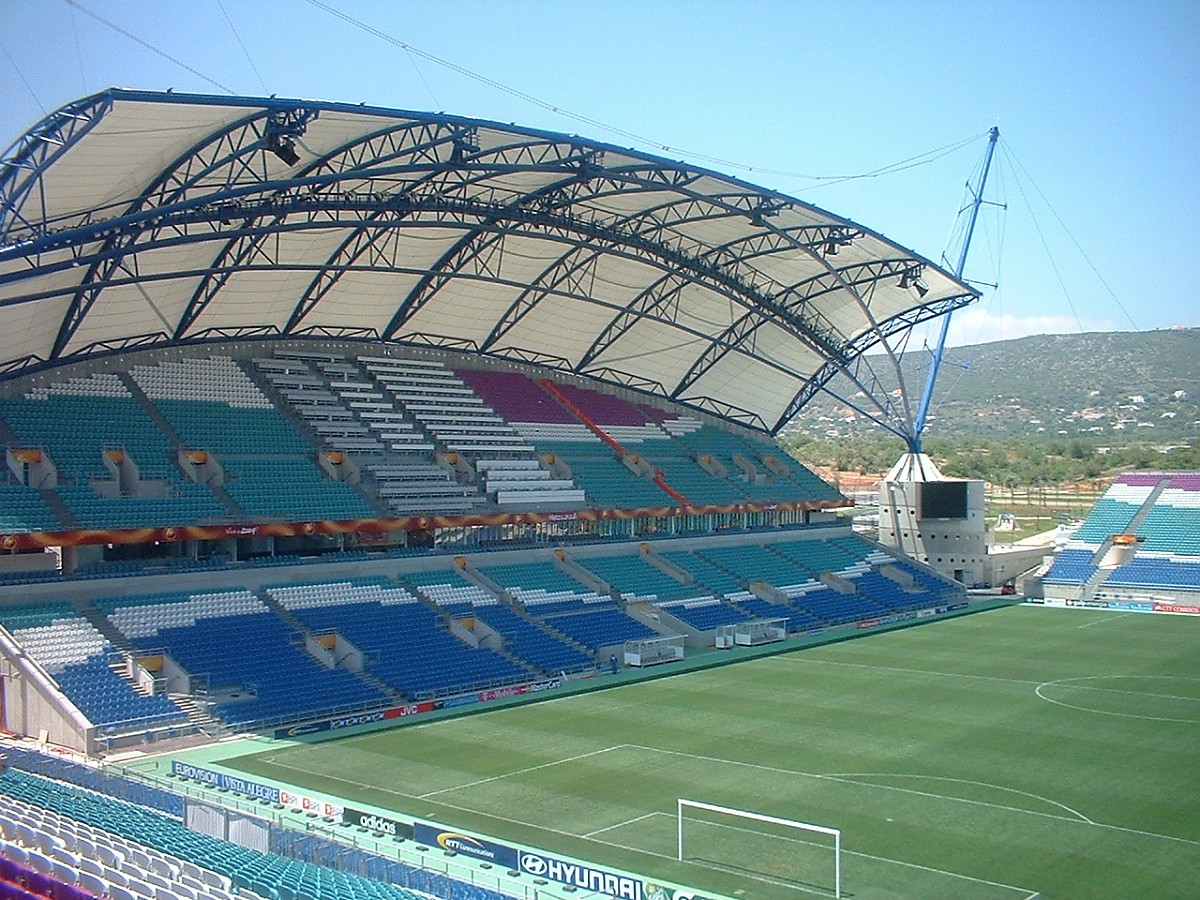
[2,0,1197,346]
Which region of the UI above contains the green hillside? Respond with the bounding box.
[790,327,1199,440]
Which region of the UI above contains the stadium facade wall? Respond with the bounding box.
[0,630,92,753]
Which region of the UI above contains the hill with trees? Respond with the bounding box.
[788,327,1199,442]
[783,328,1199,491]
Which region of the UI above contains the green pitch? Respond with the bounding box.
[227,606,1200,899]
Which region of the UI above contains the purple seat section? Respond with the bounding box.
[0,855,96,900]
[552,383,648,426]
[455,369,576,423]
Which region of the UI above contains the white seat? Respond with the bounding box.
[52,859,79,884]
[27,848,54,874]
[201,868,231,890]
[80,855,105,876]
[128,876,156,897]
[150,855,178,878]
[50,845,81,868]
[79,871,108,897]
[1,839,28,865]
[145,871,170,889]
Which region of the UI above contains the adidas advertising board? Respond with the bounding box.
[343,807,413,839]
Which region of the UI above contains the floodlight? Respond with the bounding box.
[270,139,301,166]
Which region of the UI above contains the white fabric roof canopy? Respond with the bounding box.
[0,89,976,434]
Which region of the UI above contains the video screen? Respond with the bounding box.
[920,481,968,519]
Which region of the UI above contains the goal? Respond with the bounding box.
[677,798,841,898]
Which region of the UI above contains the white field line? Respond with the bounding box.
[667,811,1036,898]
[256,753,690,870]
[1035,675,1200,723]
[772,654,1042,686]
[583,811,658,838]
[625,743,1200,849]
[263,747,1003,899]
[782,654,1200,723]
[259,744,1176,898]
[417,744,625,799]
[1037,675,1200,703]
[1078,612,1134,628]
[672,853,836,900]
[821,773,1093,824]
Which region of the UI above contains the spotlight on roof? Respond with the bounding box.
[269,138,301,167]
[263,108,317,168]
[747,200,785,228]
[451,131,481,162]
[897,266,927,296]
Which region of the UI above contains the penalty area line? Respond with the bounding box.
[583,811,659,838]
[615,811,1037,898]
[418,743,628,799]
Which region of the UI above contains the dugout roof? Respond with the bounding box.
[0,89,976,434]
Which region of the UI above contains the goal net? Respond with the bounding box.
[677,799,841,898]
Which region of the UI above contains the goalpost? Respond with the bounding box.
[677,798,841,898]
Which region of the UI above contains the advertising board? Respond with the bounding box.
[413,823,518,867]
[171,761,341,817]
[343,807,414,839]
[517,850,645,899]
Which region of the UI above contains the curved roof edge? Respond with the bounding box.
[0,88,977,435]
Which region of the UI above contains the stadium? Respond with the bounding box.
[0,89,1196,900]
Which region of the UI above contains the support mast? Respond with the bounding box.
[910,125,1000,452]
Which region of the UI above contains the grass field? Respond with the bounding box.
[227,606,1200,899]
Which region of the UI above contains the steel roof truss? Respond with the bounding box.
[45,107,289,360]
[482,190,796,355]
[0,92,113,245]
[290,137,599,335]
[188,120,471,336]
[771,292,971,434]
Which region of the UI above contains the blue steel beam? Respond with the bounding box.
[179,119,467,338]
[389,169,851,368]
[910,125,1000,450]
[481,197,834,359]
[1,90,977,434]
[3,183,928,413]
[48,105,303,359]
[0,92,114,246]
[574,223,857,375]
[668,256,925,402]
[378,160,697,341]
[281,133,593,335]
[770,292,972,435]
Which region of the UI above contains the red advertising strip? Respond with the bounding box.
[0,499,849,550]
[478,685,530,702]
[384,702,436,719]
[1153,603,1200,615]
